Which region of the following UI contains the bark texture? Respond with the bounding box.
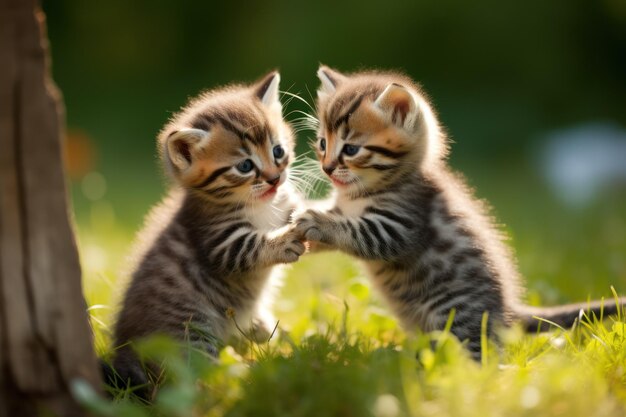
[0,0,100,415]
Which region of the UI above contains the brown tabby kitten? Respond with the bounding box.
[294,65,625,359]
[110,72,305,392]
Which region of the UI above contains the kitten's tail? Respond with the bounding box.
[516,297,626,332]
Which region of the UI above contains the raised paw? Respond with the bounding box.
[249,317,277,343]
[275,228,306,263]
[293,210,324,242]
[283,239,305,263]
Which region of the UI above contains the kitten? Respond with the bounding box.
[294,65,625,359]
[109,72,305,394]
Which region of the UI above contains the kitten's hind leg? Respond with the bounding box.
[430,306,502,362]
[107,346,152,401]
[184,321,223,357]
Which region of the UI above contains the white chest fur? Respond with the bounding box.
[244,190,292,232]
[336,193,370,217]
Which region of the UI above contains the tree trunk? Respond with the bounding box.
[0,0,100,416]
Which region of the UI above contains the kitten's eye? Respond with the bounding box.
[273,145,285,159]
[236,159,254,173]
[342,144,360,156]
[319,138,326,152]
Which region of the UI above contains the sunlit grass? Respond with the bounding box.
[72,163,626,417]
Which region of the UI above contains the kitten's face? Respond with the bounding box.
[160,72,294,205]
[314,66,443,195]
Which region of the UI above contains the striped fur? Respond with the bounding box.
[111,72,305,395]
[295,66,625,360]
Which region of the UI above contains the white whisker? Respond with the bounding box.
[281,90,316,113]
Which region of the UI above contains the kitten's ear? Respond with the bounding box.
[165,128,209,171]
[254,71,281,108]
[317,65,345,96]
[374,83,418,127]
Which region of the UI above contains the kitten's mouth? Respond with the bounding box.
[259,184,279,199]
[330,177,354,187]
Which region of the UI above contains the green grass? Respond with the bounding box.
[73,161,626,417]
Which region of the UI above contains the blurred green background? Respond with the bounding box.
[42,0,626,312]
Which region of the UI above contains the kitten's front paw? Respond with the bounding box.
[275,228,306,263]
[250,317,277,343]
[294,210,324,242]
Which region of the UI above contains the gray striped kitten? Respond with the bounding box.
[111,72,305,392]
[294,66,625,359]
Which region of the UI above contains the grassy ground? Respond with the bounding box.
[73,160,626,417]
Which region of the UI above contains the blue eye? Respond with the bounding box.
[343,144,360,156]
[319,138,326,151]
[273,145,285,159]
[237,159,254,173]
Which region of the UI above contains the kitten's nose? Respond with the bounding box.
[323,164,337,176]
[266,175,280,186]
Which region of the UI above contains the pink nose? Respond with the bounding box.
[266,175,280,186]
[323,164,337,176]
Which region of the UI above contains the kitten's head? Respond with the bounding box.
[159,71,294,205]
[314,65,446,195]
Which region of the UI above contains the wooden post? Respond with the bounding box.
[0,0,100,416]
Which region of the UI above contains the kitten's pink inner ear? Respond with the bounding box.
[174,139,191,163]
[375,83,417,126]
[317,65,345,94]
[254,71,280,106]
[166,128,208,171]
